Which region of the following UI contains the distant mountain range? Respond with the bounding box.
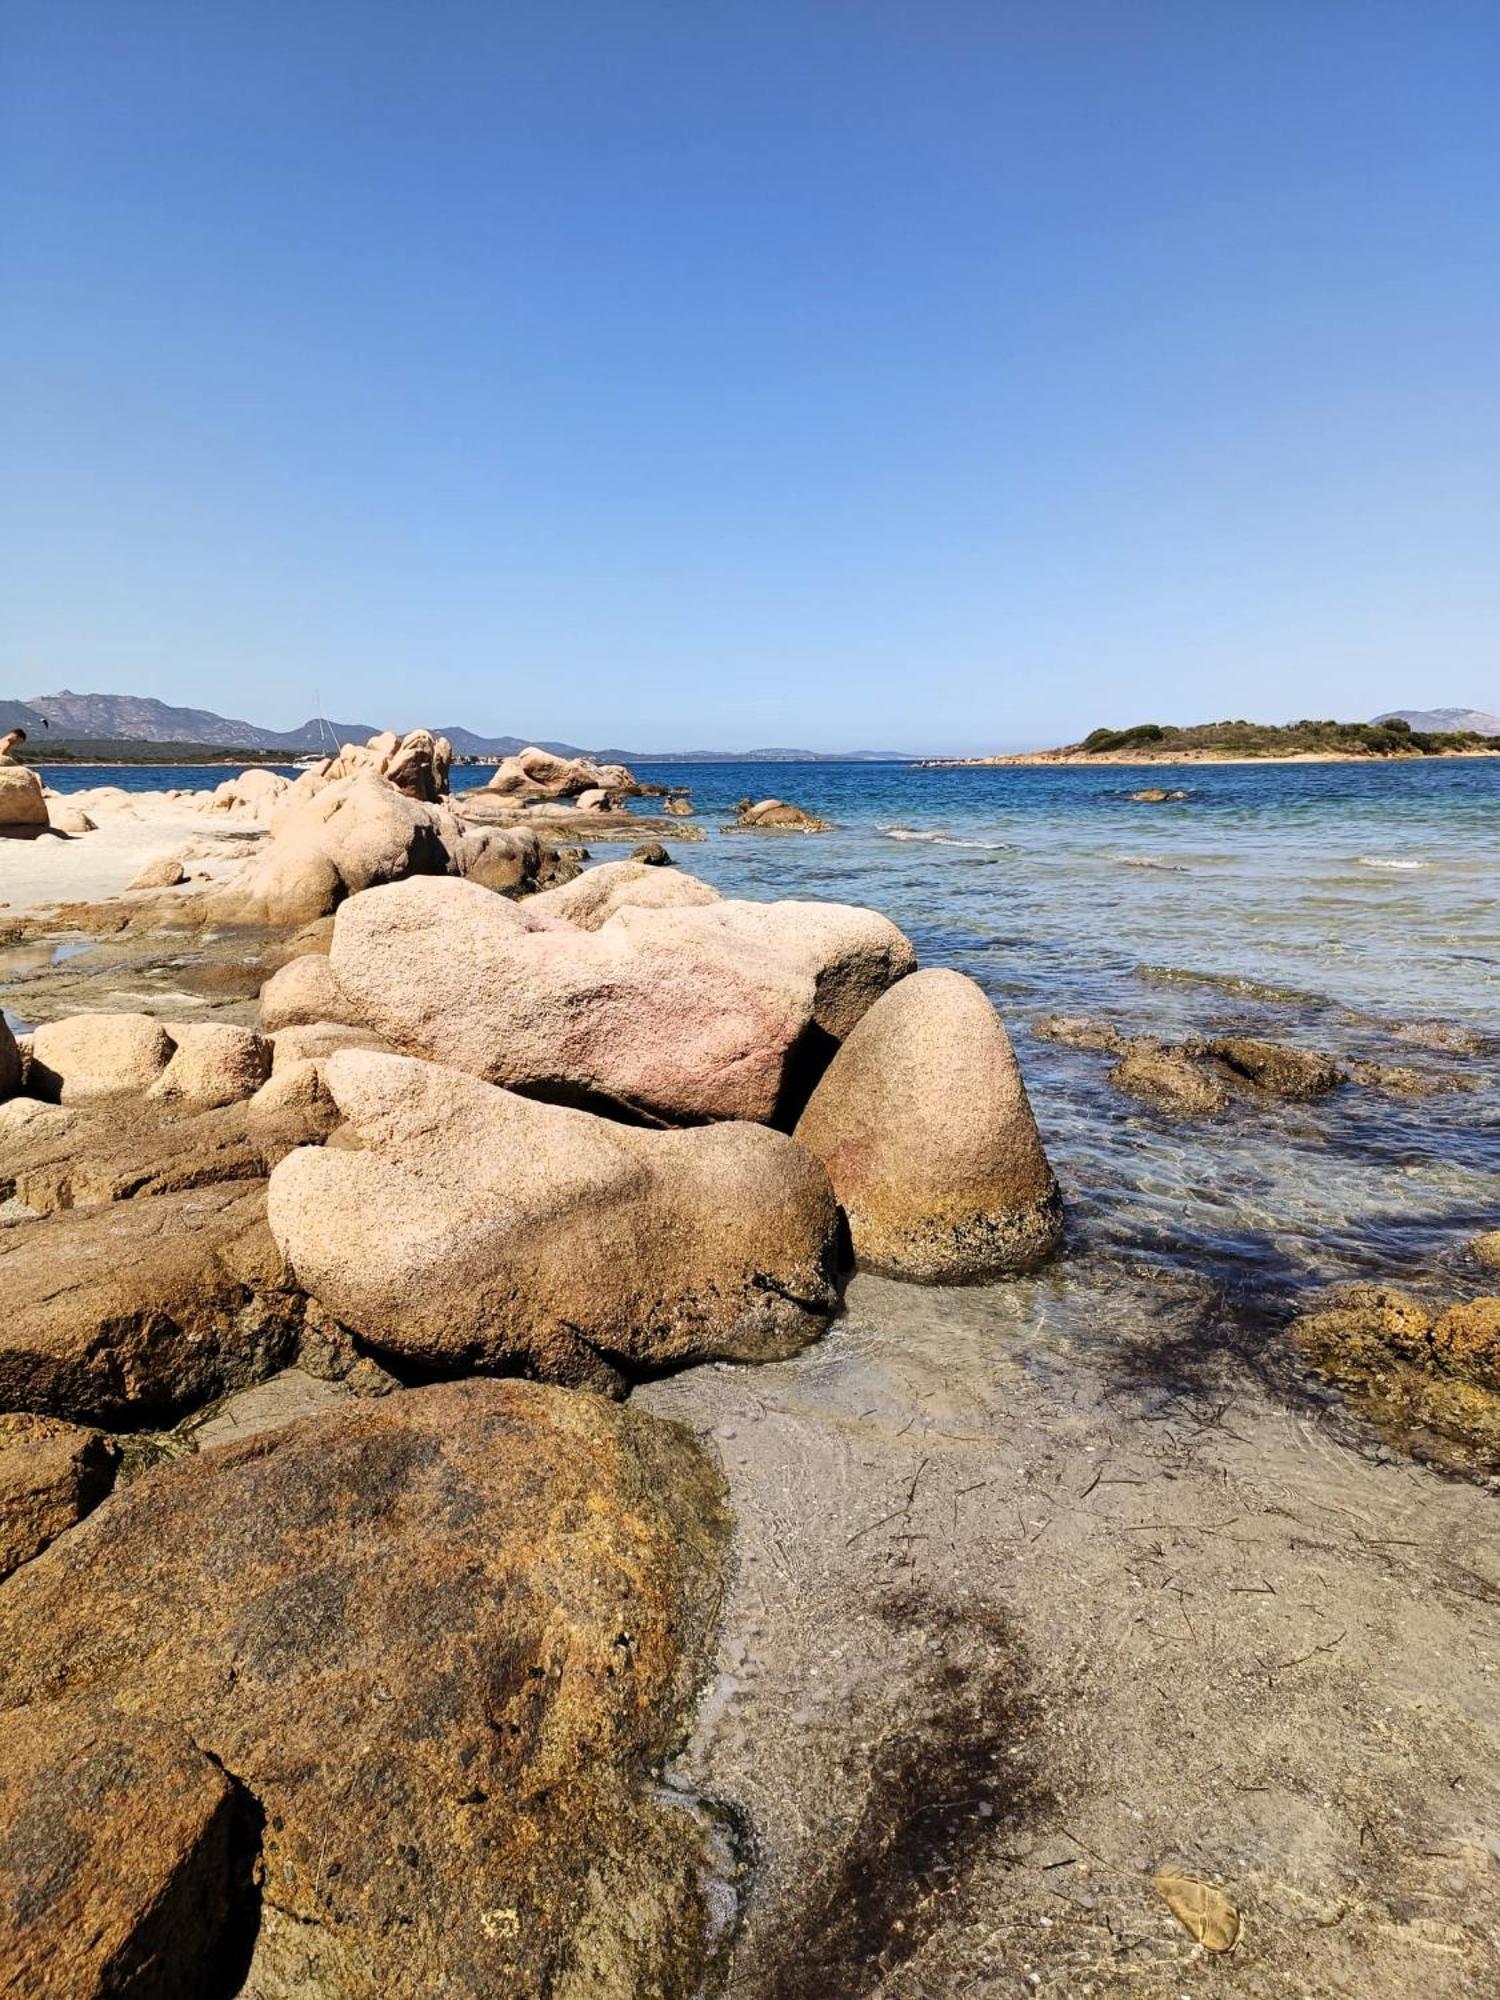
[1376,707,1500,737]
[0,690,905,762]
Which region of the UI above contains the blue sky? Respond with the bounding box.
[4,2,1498,752]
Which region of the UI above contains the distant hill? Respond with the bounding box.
[3,688,905,761]
[1376,707,1500,737]
[23,690,379,751]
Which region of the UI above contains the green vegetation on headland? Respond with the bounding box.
[920,715,1500,766]
[1072,716,1488,757]
[914,716,1499,765]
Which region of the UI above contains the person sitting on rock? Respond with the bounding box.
[0,728,26,763]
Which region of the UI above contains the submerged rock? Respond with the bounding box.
[795,968,1062,1280]
[0,1379,731,1999]
[1289,1284,1500,1474]
[269,1050,841,1391]
[1207,1036,1345,1100]
[730,798,831,831]
[327,876,819,1125]
[1109,1040,1231,1115]
[1033,1014,1129,1055]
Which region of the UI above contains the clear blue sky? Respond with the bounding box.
[4,3,1498,752]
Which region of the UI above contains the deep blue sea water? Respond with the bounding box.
[34,755,1500,1313]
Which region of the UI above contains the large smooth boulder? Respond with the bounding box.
[215,772,454,924]
[0,1704,240,1999]
[329,877,818,1125]
[526,859,722,931]
[0,1380,731,1999]
[258,950,352,1032]
[27,1012,175,1104]
[484,745,641,801]
[269,1050,841,1390]
[147,1022,271,1111]
[795,968,1063,1279]
[0,1413,116,1580]
[197,765,290,818]
[444,821,550,894]
[609,898,916,1041]
[127,852,188,890]
[0,765,47,828]
[0,1185,303,1421]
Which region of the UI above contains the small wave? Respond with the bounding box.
[1111,853,1190,873]
[878,825,1016,851]
[1357,856,1428,870]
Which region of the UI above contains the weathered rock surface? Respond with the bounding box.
[0,1413,116,1579]
[27,1011,175,1104]
[0,1703,240,1999]
[49,806,96,834]
[0,1185,302,1421]
[1290,1284,1500,1473]
[147,1022,271,1111]
[1110,1040,1232,1115]
[527,859,722,931]
[0,765,48,828]
[329,877,819,1124]
[795,968,1063,1279]
[611,897,917,1042]
[1208,1035,1345,1100]
[270,1051,841,1390]
[0,1097,305,1215]
[1470,1230,1500,1272]
[0,1380,731,1999]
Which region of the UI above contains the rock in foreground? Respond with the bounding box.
[0,1185,302,1421]
[0,1379,731,1999]
[269,1051,841,1390]
[795,968,1063,1279]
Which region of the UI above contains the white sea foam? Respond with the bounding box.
[1110,853,1190,873]
[1357,856,1428,870]
[878,825,1015,850]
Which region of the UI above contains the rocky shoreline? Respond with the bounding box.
[3,734,1500,1995]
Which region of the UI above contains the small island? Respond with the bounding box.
[924,715,1499,766]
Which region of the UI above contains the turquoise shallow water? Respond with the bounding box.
[37,756,1500,1323]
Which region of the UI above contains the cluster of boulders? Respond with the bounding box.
[1037,1017,1470,1115]
[482,744,649,807]
[0,853,1061,1991]
[729,797,831,831]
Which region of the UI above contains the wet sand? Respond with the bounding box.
[640,1263,1500,1996]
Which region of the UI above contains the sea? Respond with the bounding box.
[37,756,1500,1332]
